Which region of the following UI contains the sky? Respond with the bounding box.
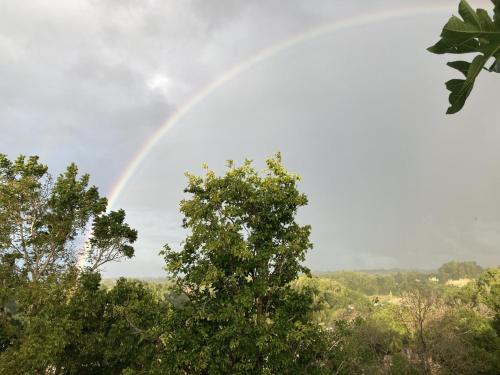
[1,0,500,276]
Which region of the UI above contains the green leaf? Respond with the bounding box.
[428,0,500,113]
[441,15,500,44]
[477,9,495,30]
[459,0,481,27]
[445,53,492,114]
[447,60,471,76]
[427,38,480,54]
[489,58,500,71]
[445,79,470,114]
[493,0,500,25]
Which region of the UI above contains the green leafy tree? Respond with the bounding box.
[57,275,166,374]
[0,154,137,280]
[476,268,500,334]
[0,253,22,353]
[398,285,442,374]
[293,276,373,325]
[324,317,411,375]
[160,154,329,374]
[437,260,484,282]
[0,272,166,374]
[427,308,500,375]
[428,0,500,114]
[0,154,140,373]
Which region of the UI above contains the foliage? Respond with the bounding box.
[320,270,434,296]
[427,308,500,375]
[0,154,142,374]
[88,209,138,271]
[292,276,372,325]
[476,268,500,334]
[159,154,330,374]
[476,268,500,312]
[437,260,483,282]
[428,0,500,114]
[398,284,442,373]
[0,254,22,353]
[0,154,137,280]
[325,316,411,375]
[309,268,500,374]
[0,271,167,374]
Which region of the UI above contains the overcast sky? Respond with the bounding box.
[1,0,499,277]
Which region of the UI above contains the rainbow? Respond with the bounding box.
[77,2,467,268]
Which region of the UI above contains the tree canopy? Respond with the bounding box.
[160,154,330,374]
[0,154,137,280]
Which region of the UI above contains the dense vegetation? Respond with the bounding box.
[0,153,498,374]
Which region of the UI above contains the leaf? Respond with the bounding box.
[441,15,500,44]
[445,79,469,114]
[447,60,471,76]
[445,54,493,114]
[477,9,495,30]
[459,0,481,27]
[493,0,500,25]
[428,0,500,114]
[427,38,480,54]
[489,58,500,71]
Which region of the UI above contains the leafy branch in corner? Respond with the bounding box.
[428,0,500,114]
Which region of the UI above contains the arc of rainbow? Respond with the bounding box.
[78,3,462,268]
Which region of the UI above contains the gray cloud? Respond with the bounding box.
[1,0,498,277]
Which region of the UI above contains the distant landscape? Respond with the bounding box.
[98,260,500,373]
